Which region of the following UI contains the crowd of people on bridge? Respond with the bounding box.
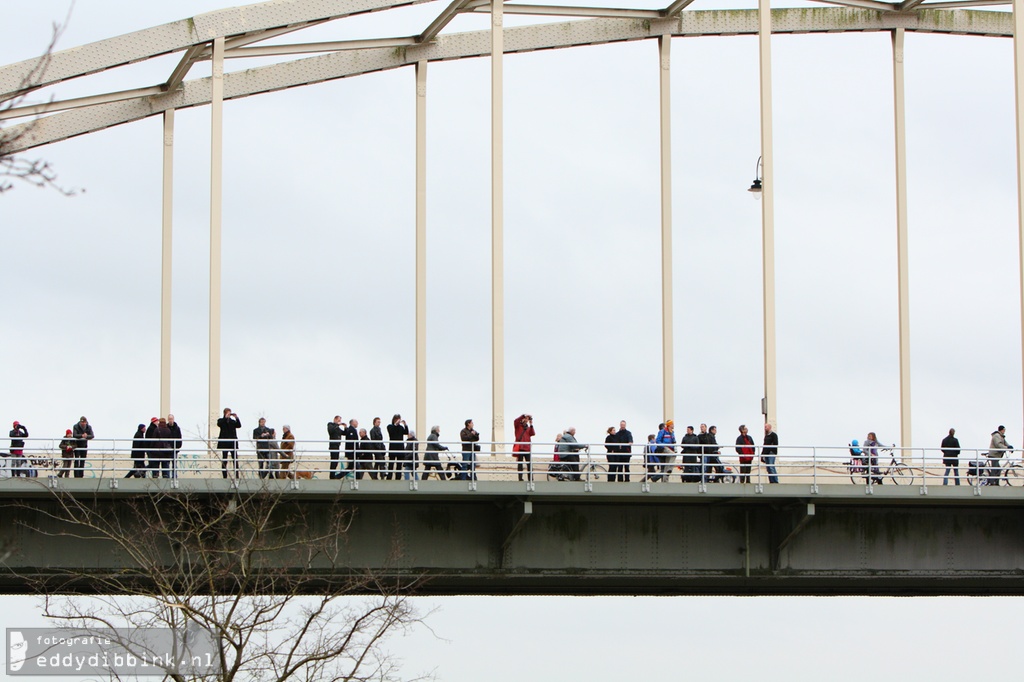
[1,410,1018,485]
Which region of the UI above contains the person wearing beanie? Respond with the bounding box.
[58,429,76,478]
[9,421,29,477]
[71,416,95,478]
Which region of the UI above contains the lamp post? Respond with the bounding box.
[749,156,763,199]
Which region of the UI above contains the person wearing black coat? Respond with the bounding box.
[344,420,360,478]
[127,424,147,478]
[941,428,961,486]
[368,418,385,480]
[72,416,95,479]
[144,417,159,477]
[253,418,273,479]
[386,415,409,480]
[151,417,174,478]
[166,414,183,479]
[216,408,242,479]
[327,416,345,480]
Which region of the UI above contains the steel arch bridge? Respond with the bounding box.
[1,0,1022,448]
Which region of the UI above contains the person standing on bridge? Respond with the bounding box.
[344,419,360,479]
[254,417,273,479]
[369,417,385,480]
[357,427,371,479]
[459,419,480,481]
[72,416,94,478]
[8,421,29,477]
[762,423,780,484]
[941,427,960,486]
[556,427,586,482]
[216,408,241,479]
[386,414,409,480]
[863,432,884,485]
[127,423,147,478]
[681,425,701,482]
[423,425,449,480]
[513,414,536,482]
[988,425,1012,486]
[735,424,755,484]
[606,420,632,483]
[167,414,182,479]
[277,425,295,479]
[327,415,345,480]
[656,420,677,479]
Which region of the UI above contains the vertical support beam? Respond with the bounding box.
[415,60,428,444]
[892,28,912,448]
[491,0,506,450]
[758,0,778,429]
[160,109,175,418]
[1013,0,1024,436]
[658,35,674,422]
[209,37,225,433]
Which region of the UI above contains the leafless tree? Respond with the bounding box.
[9,487,430,681]
[0,12,77,195]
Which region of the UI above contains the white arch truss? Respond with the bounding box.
[3,0,1024,450]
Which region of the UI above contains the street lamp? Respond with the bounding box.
[748,155,763,200]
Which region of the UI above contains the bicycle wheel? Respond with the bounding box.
[583,463,608,479]
[890,464,914,486]
[1005,465,1024,486]
[849,463,867,485]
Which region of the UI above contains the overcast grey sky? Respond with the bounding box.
[2,1,1022,679]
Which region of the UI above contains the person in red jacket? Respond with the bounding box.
[512,414,536,482]
[735,424,755,484]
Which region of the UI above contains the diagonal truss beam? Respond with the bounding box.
[0,0,432,101]
[420,0,480,43]
[3,8,1013,154]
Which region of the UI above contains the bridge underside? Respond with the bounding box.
[2,480,1022,596]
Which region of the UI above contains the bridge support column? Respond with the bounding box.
[160,109,174,418]
[892,28,912,449]
[491,0,505,450]
[659,34,674,422]
[209,36,225,432]
[1014,0,1024,436]
[758,0,777,429]
[415,60,427,443]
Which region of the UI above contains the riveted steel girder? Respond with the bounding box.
[0,0,432,101]
[2,8,1013,154]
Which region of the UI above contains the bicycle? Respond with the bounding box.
[849,447,914,486]
[965,456,1024,486]
[548,448,607,481]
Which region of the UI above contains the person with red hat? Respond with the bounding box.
[58,429,76,478]
[144,417,160,478]
[9,421,29,477]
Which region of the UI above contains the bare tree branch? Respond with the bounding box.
[5,487,430,682]
[0,7,80,195]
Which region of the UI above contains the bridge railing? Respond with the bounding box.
[0,438,1015,491]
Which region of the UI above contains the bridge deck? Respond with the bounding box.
[2,479,1022,597]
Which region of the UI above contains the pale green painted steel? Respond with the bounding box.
[2,480,1023,596]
